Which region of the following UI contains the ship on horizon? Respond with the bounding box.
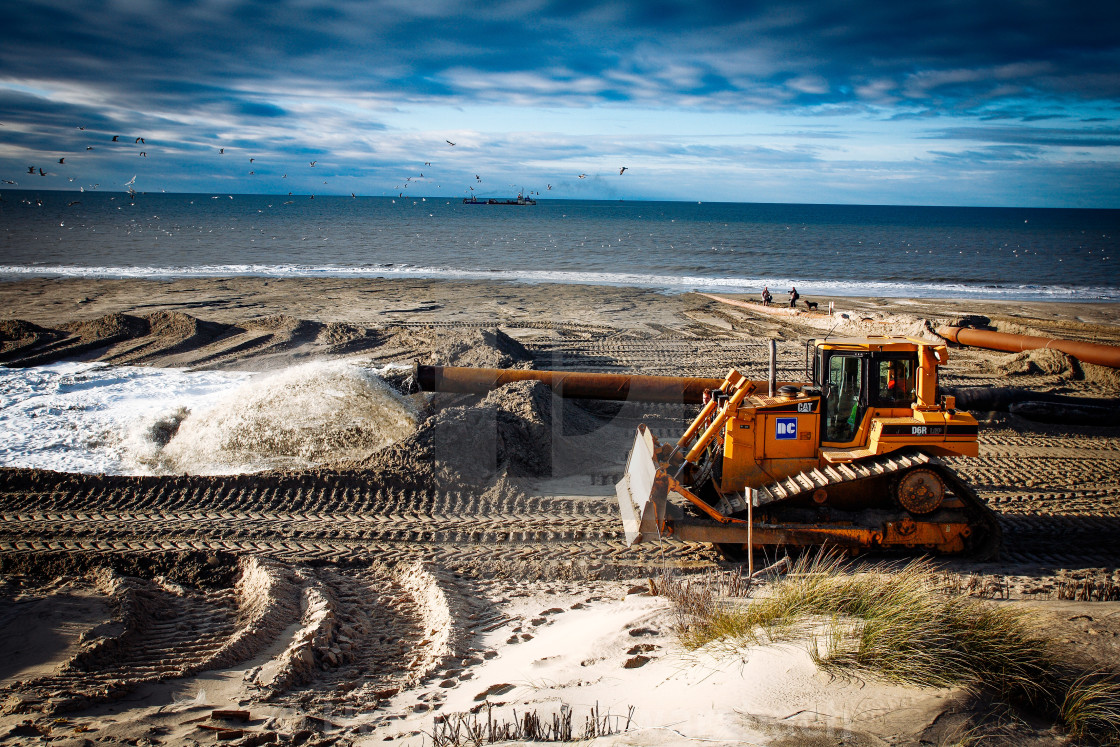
[463,193,537,205]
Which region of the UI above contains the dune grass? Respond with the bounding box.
[1061,672,1120,743]
[658,552,1120,744]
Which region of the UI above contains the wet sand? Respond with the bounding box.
[0,276,1119,746]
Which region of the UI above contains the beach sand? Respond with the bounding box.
[0,276,1118,746]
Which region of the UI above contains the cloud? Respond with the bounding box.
[2,0,1117,113]
[1,0,1117,205]
[930,126,1120,148]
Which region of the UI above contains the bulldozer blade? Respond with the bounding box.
[616,425,667,545]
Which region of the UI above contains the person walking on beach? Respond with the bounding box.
[761,286,772,306]
[788,287,799,308]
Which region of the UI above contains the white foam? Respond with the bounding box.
[0,361,417,475]
[0,264,1115,301]
[0,362,250,474]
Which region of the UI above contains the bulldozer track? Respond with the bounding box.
[748,450,937,508]
[714,450,1003,560]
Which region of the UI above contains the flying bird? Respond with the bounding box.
[124,175,136,186]
[249,158,254,162]
[135,137,145,144]
[619,166,627,175]
[310,161,316,166]
[547,184,552,190]
[248,171,254,175]
[1,180,16,185]
[139,152,147,157]
[27,166,35,174]
[77,126,85,130]
[38,168,45,176]
[86,146,94,150]
[446,140,455,146]
[58,158,65,164]
[577,174,587,179]
[219,148,225,154]
[112,136,119,142]
[68,201,81,206]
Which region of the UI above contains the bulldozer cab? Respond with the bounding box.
[814,341,920,446]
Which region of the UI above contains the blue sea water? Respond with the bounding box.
[1,191,1117,301]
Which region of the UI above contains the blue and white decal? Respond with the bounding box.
[776,417,798,440]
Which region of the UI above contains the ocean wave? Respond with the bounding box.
[0,263,1117,302]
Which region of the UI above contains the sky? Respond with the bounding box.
[1,0,1118,208]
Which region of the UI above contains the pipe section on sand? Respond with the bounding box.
[414,364,725,403]
[413,365,808,404]
[937,326,1120,369]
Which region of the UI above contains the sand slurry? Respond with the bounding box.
[0,277,1118,745]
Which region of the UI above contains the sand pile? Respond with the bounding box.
[400,327,533,368]
[364,379,604,487]
[0,311,390,368]
[1083,361,1120,389]
[0,320,63,359]
[243,314,319,337]
[1,313,151,367]
[990,347,1078,377]
[124,311,230,359]
[60,312,150,343]
[0,312,227,367]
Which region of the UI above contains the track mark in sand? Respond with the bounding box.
[233,561,492,715]
[0,556,300,714]
[0,556,492,718]
[0,538,710,576]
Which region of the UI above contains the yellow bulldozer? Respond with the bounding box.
[615,336,1001,559]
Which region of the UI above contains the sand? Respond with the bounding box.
[0,276,1119,746]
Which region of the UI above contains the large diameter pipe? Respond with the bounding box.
[415,364,725,403]
[414,365,807,404]
[937,327,1120,369]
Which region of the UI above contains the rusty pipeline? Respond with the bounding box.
[937,326,1120,369]
[413,364,809,404]
[413,364,726,403]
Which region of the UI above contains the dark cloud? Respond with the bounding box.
[236,101,289,119]
[1,0,1117,111]
[931,126,1120,148]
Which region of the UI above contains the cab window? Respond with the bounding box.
[874,358,916,407]
[825,354,864,443]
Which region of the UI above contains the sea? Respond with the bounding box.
[1,190,1117,301]
[1,191,1118,476]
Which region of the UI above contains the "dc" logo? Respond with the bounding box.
[776,417,797,440]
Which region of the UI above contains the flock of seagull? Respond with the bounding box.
[7,128,631,202]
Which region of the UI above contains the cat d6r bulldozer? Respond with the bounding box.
[616,336,1001,559]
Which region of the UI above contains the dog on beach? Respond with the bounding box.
[804,300,818,311]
